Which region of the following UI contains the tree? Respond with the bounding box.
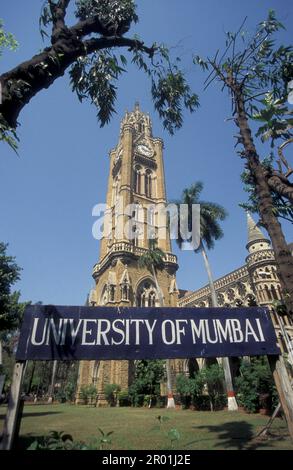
[235,357,277,413]
[138,239,175,409]
[194,11,293,314]
[0,20,19,150]
[173,182,238,411]
[199,364,225,412]
[0,0,198,150]
[129,360,165,407]
[0,243,24,367]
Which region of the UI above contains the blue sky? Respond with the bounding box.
[0,0,292,305]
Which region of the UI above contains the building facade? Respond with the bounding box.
[76,105,293,403]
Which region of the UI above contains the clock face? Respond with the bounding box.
[137,144,153,157]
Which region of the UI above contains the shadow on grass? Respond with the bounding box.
[23,411,62,418]
[0,411,62,421]
[185,421,279,450]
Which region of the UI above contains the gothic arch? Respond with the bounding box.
[205,357,219,367]
[145,169,153,198]
[100,285,108,305]
[183,358,200,378]
[136,277,159,307]
[133,165,142,194]
[92,361,100,386]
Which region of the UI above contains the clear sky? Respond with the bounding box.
[0,0,292,305]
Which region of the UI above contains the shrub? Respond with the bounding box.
[55,381,76,403]
[175,374,193,409]
[79,384,97,405]
[104,383,121,406]
[235,357,276,413]
[117,390,131,407]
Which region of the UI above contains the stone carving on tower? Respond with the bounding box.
[76,104,179,404]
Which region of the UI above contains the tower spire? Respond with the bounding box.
[246,212,268,248]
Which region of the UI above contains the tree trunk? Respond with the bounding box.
[0,339,2,366]
[200,243,238,411]
[26,361,36,395]
[235,88,293,315]
[47,360,58,403]
[151,265,175,409]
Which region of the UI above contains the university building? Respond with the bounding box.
[76,104,293,404]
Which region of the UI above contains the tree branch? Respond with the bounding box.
[267,172,293,203]
[49,0,71,43]
[82,36,156,58]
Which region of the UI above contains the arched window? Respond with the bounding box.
[121,284,129,301]
[132,225,140,247]
[187,359,199,379]
[92,362,100,385]
[145,169,152,198]
[100,285,109,305]
[112,176,120,205]
[133,166,141,194]
[109,285,115,302]
[264,284,272,301]
[148,291,156,307]
[137,280,158,307]
[148,205,155,226]
[271,285,278,300]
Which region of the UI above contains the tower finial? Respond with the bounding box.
[246,212,268,246]
[134,101,140,111]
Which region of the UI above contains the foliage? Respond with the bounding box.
[138,240,165,273]
[253,92,293,146]
[240,155,293,223]
[27,430,77,450]
[27,428,114,450]
[175,373,193,408]
[194,10,292,110]
[0,21,19,151]
[0,243,24,332]
[79,384,97,405]
[193,11,293,218]
[173,181,228,251]
[75,0,138,33]
[235,357,277,413]
[175,365,225,411]
[55,380,77,403]
[96,428,114,450]
[1,1,198,149]
[104,383,121,406]
[69,51,127,126]
[199,364,224,411]
[151,69,199,134]
[128,360,165,407]
[152,415,181,449]
[0,19,18,56]
[117,389,131,406]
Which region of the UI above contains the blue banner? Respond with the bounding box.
[16,305,279,361]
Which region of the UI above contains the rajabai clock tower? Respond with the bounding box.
[76,103,179,404]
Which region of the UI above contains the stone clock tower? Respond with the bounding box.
[76,104,179,404]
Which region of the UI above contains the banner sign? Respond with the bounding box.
[16,305,279,361]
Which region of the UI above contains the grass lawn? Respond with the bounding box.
[1,404,293,450]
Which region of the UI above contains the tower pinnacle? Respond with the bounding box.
[246,212,268,247]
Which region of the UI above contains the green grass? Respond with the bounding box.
[1,404,292,450]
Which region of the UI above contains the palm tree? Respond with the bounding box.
[173,182,238,411]
[138,239,175,409]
